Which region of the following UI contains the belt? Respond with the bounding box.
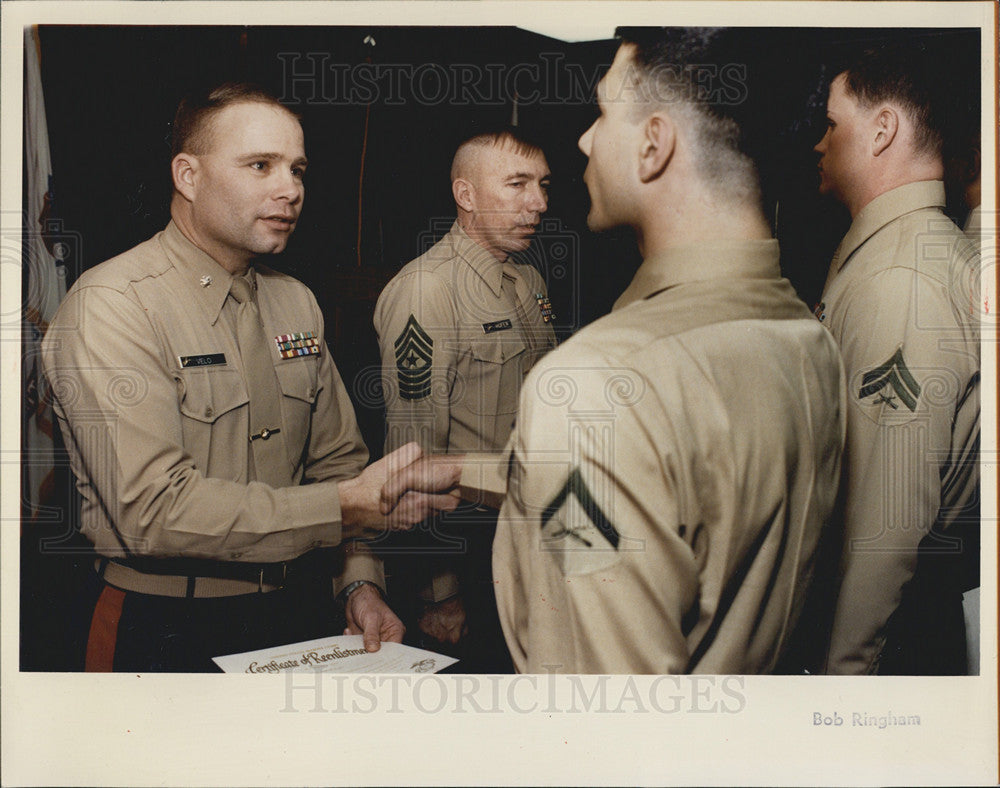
[95,557,288,598]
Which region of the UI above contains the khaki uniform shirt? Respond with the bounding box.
[374,221,557,602]
[41,221,383,593]
[819,181,980,674]
[374,221,557,455]
[493,240,845,674]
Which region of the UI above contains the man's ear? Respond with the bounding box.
[452,178,475,213]
[872,106,899,157]
[638,113,674,183]
[968,147,981,181]
[172,153,198,202]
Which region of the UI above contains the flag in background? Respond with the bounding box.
[22,25,68,520]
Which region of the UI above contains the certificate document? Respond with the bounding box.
[213,635,459,674]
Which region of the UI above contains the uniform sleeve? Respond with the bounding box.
[374,271,459,453]
[41,285,358,564]
[825,267,977,673]
[493,355,698,674]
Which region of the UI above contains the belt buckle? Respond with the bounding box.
[259,563,288,592]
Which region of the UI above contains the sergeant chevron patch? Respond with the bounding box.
[859,348,921,411]
[394,314,433,400]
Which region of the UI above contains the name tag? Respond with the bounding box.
[482,319,512,334]
[178,353,227,368]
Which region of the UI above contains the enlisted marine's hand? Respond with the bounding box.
[338,443,458,539]
[344,583,405,652]
[379,453,465,515]
[418,596,468,645]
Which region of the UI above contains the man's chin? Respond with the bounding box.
[586,211,608,233]
[254,238,291,256]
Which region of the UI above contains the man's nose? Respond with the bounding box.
[526,184,548,214]
[274,170,303,203]
[578,123,594,156]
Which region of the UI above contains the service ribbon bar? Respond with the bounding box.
[274,331,321,359]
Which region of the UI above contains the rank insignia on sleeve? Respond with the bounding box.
[858,348,921,411]
[274,331,320,359]
[394,314,433,400]
[536,293,556,323]
[540,467,623,575]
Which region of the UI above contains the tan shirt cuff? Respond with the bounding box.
[458,451,509,510]
[332,541,386,597]
[419,571,461,604]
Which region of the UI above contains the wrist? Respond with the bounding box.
[337,476,363,528]
[338,579,383,606]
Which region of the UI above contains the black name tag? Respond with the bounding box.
[482,319,512,334]
[179,353,227,368]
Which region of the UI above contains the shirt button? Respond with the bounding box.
[231,551,243,559]
[205,406,214,418]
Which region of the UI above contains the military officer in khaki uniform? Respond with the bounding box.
[813,44,981,674]
[374,127,556,666]
[41,83,453,672]
[381,29,846,674]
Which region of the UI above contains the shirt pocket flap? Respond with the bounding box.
[274,357,319,404]
[470,336,526,365]
[177,367,248,424]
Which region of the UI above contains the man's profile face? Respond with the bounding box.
[578,44,641,232]
[187,101,307,268]
[464,142,550,261]
[814,73,871,204]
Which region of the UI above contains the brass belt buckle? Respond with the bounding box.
[258,563,288,592]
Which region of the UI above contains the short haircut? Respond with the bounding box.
[614,27,761,206]
[171,82,300,159]
[450,125,545,182]
[839,40,943,158]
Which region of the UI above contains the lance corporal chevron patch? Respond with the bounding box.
[540,467,621,576]
[858,348,921,412]
[394,314,433,400]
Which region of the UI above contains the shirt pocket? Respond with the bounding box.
[469,335,526,417]
[274,356,320,468]
[176,367,249,473]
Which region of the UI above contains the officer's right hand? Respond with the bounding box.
[379,453,465,515]
[338,443,458,539]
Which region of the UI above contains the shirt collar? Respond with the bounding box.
[158,220,241,325]
[447,221,507,296]
[612,238,781,312]
[833,180,945,272]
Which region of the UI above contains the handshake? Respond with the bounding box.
[338,442,471,540]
